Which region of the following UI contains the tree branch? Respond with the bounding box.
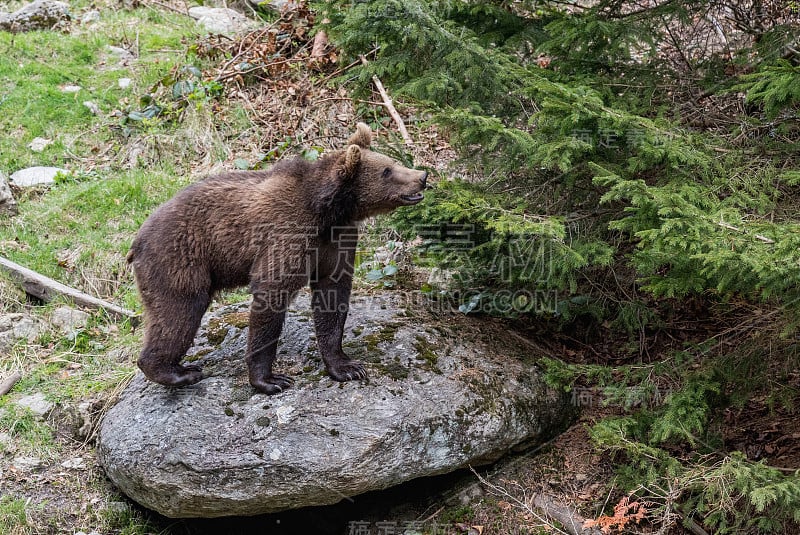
[0,371,21,397]
[0,256,139,324]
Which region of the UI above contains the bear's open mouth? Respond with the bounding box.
[400,193,424,205]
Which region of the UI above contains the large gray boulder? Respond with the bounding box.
[98,292,573,518]
[0,0,70,33]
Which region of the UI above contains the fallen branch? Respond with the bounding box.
[470,467,602,535]
[0,370,22,396]
[0,256,139,324]
[533,494,604,535]
[360,55,414,145]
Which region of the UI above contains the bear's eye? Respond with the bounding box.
[381,167,392,179]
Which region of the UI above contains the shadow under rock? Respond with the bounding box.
[140,468,478,535]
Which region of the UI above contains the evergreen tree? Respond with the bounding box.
[322,0,800,531]
[322,0,800,324]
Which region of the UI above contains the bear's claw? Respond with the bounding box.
[328,360,368,382]
[250,373,294,395]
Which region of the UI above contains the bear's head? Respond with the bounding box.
[337,123,428,220]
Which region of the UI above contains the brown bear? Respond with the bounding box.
[127,123,427,394]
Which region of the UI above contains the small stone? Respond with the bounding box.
[11,456,44,471]
[61,457,86,470]
[106,347,133,363]
[50,306,90,333]
[73,400,96,439]
[81,10,100,23]
[83,101,101,115]
[188,6,253,35]
[104,502,129,515]
[265,0,300,12]
[106,46,134,64]
[275,405,295,424]
[9,166,67,187]
[118,78,132,89]
[16,392,54,417]
[0,314,45,348]
[60,84,82,93]
[27,137,52,152]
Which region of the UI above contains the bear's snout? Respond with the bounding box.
[420,171,428,189]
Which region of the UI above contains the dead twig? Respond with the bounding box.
[716,221,775,244]
[532,494,604,535]
[359,55,413,145]
[677,511,711,535]
[319,47,378,86]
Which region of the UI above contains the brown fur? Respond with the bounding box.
[127,124,428,394]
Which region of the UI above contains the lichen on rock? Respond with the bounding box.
[97,291,574,518]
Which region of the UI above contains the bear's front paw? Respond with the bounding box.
[250,373,294,395]
[327,359,368,382]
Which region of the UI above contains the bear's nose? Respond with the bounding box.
[419,171,428,189]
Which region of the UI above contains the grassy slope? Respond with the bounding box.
[0,5,214,534]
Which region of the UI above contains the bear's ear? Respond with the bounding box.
[347,122,372,149]
[342,144,361,178]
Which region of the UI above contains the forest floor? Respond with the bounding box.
[1,2,798,535]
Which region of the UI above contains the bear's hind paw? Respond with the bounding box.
[143,364,204,387]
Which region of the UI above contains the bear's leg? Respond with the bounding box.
[311,237,368,383]
[138,292,210,387]
[246,287,296,395]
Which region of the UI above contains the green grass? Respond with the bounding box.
[0,7,200,172]
[0,10,216,532]
[0,495,33,535]
[0,1,234,473]
[0,402,57,457]
[100,499,164,535]
[0,169,191,307]
[0,6,231,305]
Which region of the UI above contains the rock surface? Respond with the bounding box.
[98,292,573,518]
[50,305,90,333]
[15,392,54,418]
[187,7,252,35]
[0,0,70,33]
[27,137,52,152]
[0,172,17,216]
[0,313,45,350]
[81,9,100,24]
[9,166,67,187]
